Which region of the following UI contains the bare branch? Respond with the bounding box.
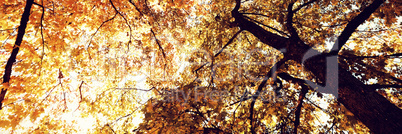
[249,58,288,134]
[109,0,133,46]
[87,12,118,58]
[193,30,243,80]
[78,81,84,102]
[342,52,402,59]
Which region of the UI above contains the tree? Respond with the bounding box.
[0,0,401,133]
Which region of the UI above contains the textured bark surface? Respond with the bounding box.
[338,67,402,134]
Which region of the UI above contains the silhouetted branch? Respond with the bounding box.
[32,1,44,8]
[232,0,289,50]
[87,12,118,58]
[249,58,288,134]
[109,0,133,46]
[293,84,309,133]
[128,0,144,17]
[369,84,402,89]
[150,29,166,59]
[286,2,303,43]
[1,0,34,110]
[336,0,385,50]
[243,16,289,37]
[215,30,243,57]
[38,0,46,79]
[193,30,243,80]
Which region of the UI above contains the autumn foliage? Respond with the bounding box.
[0,0,402,133]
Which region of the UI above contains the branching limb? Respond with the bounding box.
[109,0,133,49]
[249,58,288,134]
[232,0,289,50]
[87,12,118,59]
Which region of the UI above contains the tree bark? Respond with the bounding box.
[338,67,402,134]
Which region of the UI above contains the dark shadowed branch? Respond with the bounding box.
[109,0,133,48]
[336,0,385,50]
[1,0,34,110]
[150,29,166,59]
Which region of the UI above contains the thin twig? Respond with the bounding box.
[150,29,166,59]
[87,12,118,59]
[243,16,289,37]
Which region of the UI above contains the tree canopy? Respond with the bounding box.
[0,0,402,133]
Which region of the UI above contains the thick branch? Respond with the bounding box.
[286,2,299,39]
[1,0,34,110]
[232,0,289,50]
[336,0,385,50]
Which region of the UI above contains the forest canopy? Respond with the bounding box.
[0,0,402,133]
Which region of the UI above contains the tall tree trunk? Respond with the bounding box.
[338,67,402,133]
[0,0,34,109]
